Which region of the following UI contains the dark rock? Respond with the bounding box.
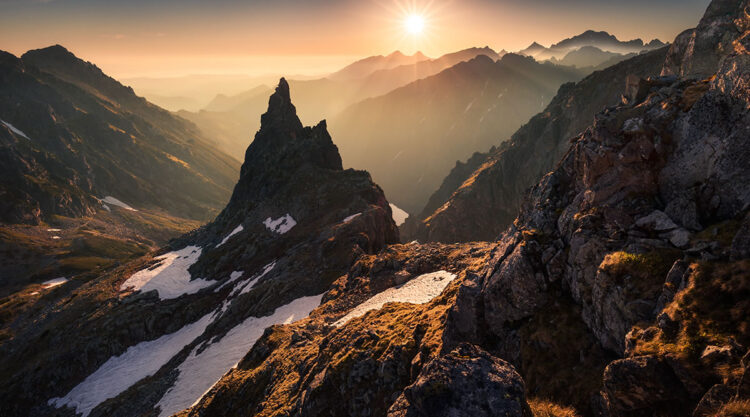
[387,344,532,417]
[691,384,734,417]
[603,355,692,416]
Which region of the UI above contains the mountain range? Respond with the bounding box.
[519,30,666,62]
[0,45,240,297]
[1,1,749,417]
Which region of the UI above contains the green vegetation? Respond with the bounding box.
[599,249,681,296]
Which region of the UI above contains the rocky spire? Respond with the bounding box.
[227,79,344,212]
[255,77,304,144]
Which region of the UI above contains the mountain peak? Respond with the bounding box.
[258,78,303,140]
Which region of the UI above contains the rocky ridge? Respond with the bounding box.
[0,45,239,224]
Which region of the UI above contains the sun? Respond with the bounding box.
[405,14,425,35]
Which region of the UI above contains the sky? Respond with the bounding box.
[1,0,712,78]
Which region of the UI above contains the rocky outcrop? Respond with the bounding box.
[387,344,531,417]
[439,2,750,413]
[661,0,749,78]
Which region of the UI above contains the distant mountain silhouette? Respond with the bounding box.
[519,30,666,63]
[179,47,506,157]
[330,53,586,213]
[328,50,430,81]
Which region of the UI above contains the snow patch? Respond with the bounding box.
[48,312,216,417]
[1,119,30,140]
[389,203,409,226]
[42,277,68,289]
[51,236,61,240]
[216,225,243,248]
[263,214,296,234]
[120,246,214,300]
[335,271,456,327]
[47,228,62,232]
[214,271,244,293]
[232,261,276,297]
[343,213,361,223]
[102,196,137,211]
[155,294,323,417]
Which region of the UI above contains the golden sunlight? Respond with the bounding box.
[405,14,425,34]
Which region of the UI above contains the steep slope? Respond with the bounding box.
[179,48,503,157]
[444,7,750,412]
[405,47,669,243]
[0,79,404,417]
[0,46,240,224]
[331,54,586,214]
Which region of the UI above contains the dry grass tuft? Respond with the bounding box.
[529,398,581,417]
[713,399,750,417]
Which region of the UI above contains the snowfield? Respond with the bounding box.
[101,196,137,211]
[120,246,215,300]
[48,312,216,417]
[216,225,244,247]
[155,294,323,417]
[334,270,457,327]
[49,258,320,417]
[389,203,409,226]
[263,214,296,234]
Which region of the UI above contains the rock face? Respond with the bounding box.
[439,1,750,414]
[405,46,669,243]
[0,46,239,224]
[661,0,749,78]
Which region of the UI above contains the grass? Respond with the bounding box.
[714,400,750,417]
[632,260,750,360]
[529,398,580,417]
[599,249,682,297]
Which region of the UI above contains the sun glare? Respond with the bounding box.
[405,14,425,35]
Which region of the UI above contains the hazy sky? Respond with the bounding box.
[1,0,711,78]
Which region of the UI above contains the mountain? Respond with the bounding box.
[331,53,586,214]
[0,45,239,224]
[179,47,505,158]
[2,1,749,417]
[0,79,404,417]
[403,47,670,242]
[554,45,627,68]
[520,30,666,64]
[0,45,241,298]
[328,50,430,81]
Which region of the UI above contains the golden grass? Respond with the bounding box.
[713,399,750,417]
[529,398,581,417]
